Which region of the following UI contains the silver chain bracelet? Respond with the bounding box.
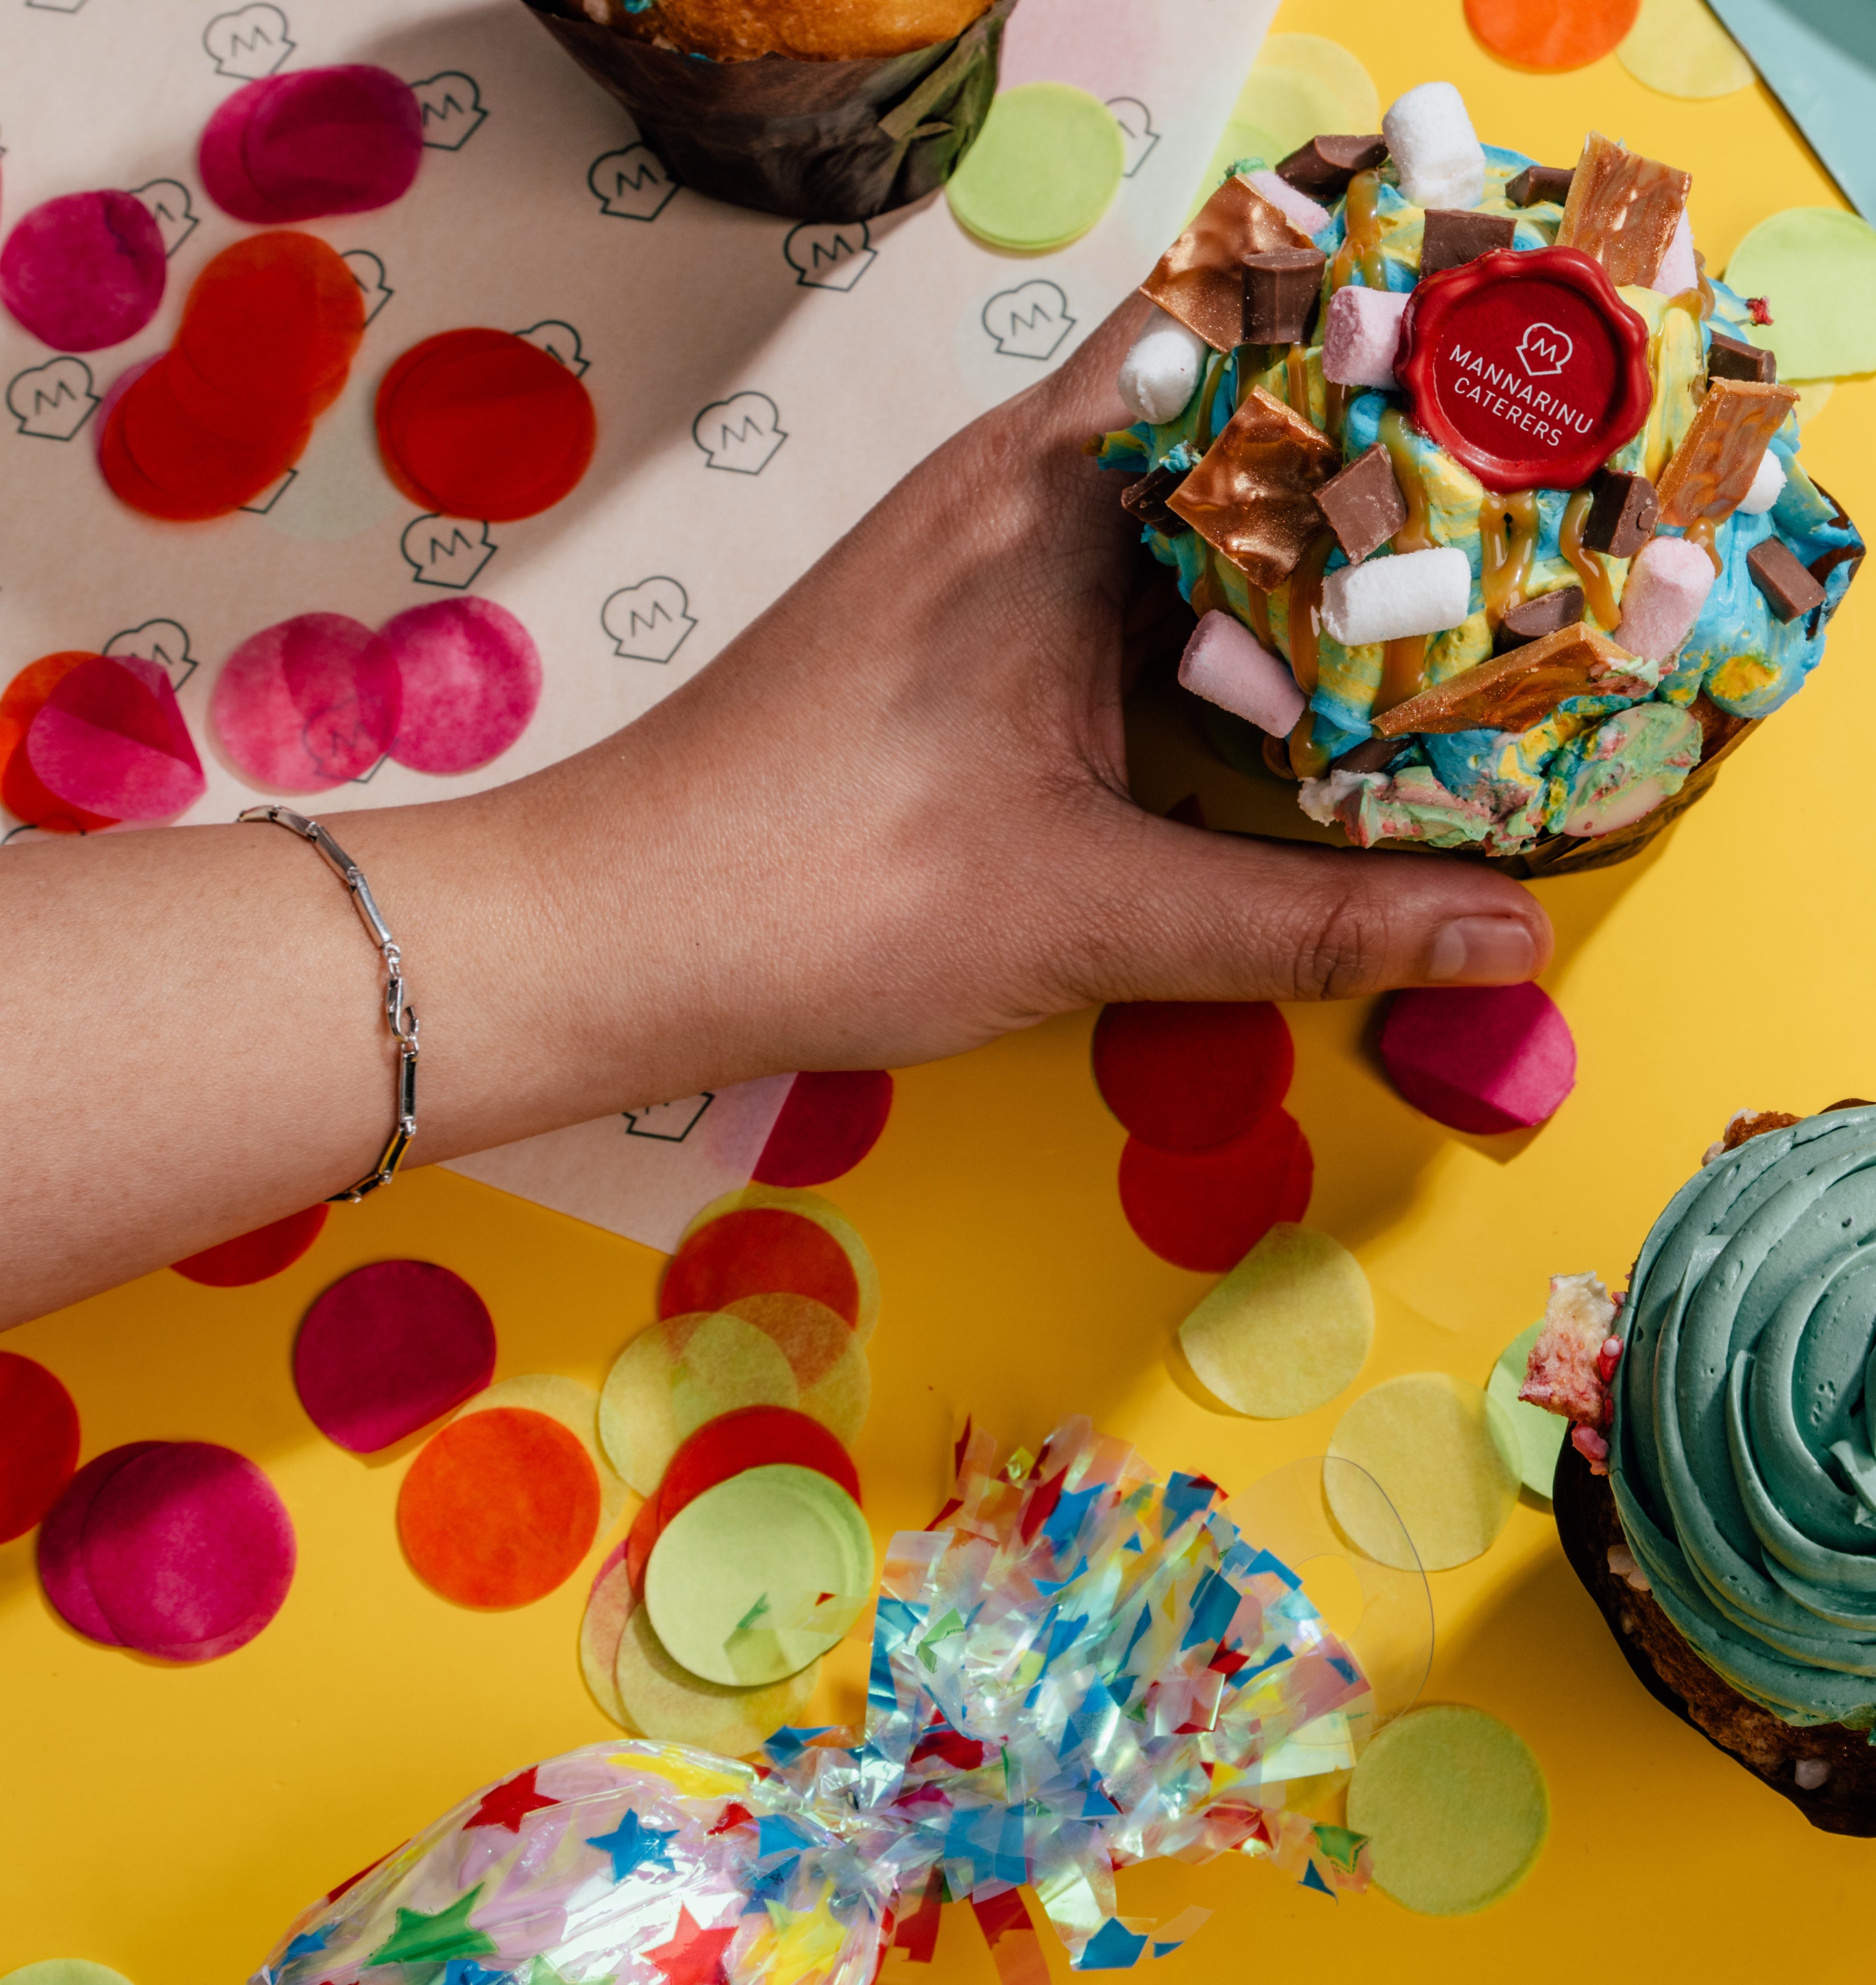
[239,804,418,1203]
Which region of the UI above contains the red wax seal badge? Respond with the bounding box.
[1396,246,1653,493]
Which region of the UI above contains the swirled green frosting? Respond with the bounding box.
[1613,1106,1876,1727]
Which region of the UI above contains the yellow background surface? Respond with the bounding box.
[6,1,1875,1977]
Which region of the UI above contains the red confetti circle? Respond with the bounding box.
[659,1206,862,1328]
[753,1071,894,1188]
[0,1353,80,1544]
[1117,1110,1313,1272]
[1092,1001,1294,1151]
[0,652,117,834]
[171,1205,329,1287]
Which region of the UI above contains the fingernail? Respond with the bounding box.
[1426,916,1538,984]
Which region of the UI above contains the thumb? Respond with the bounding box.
[1049,796,1555,1004]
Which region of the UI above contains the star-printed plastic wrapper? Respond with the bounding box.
[257,1419,1386,1984]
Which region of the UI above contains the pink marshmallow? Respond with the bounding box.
[1613,536,1716,663]
[1245,169,1331,240]
[1653,209,1697,296]
[1323,284,1410,390]
[1178,609,1307,735]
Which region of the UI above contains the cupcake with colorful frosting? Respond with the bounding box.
[1098,81,1863,878]
[1526,1102,1876,1833]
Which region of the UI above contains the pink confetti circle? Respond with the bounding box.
[36,1441,165,1647]
[381,598,542,776]
[1380,982,1577,1134]
[210,611,401,793]
[0,189,167,353]
[295,1260,498,1455]
[201,67,423,224]
[25,654,206,821]
[76,1441,295,1660]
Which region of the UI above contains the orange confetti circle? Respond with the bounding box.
[397,1405,600,1609]
[1464,0,1639,70]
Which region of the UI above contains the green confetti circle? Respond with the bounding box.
[1725,208,1876,382]
[1347,1705,1550,1915]
[1,1966,136,1985]
[947,84,1126,254]
[1486,1320,1566,1499]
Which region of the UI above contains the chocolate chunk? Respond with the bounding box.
[1275,133,1389,199]
[1166,384,1343,588]
[1556,131,1690,289]
[1330,734,1410,776]
[1312,443,1407,564]
[1496,585,1585,652]
[1121,464,1190,535]
[1748,537,1828,623]
[1708,330,1776,385]
[1581,470,1659,557]
[1242,247,1327,344]
[1657,378,1799,528]
[1141,177,1316,352]
[1419,208,1517,279]
[1372,625,1649,738]
[1506,163,1575,207]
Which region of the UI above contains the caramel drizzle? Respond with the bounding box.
[1244,583,1274,649]
[1324,379,1351,445]
[1478,490,1540,628]
[1196,350,1229,450]
[1285,342,1311,417]
[1560,489,1624,628]
[1330,169,1389,293]
[1685,515,1724,576]
[1370,411,1439,713]
[1284,530,1339,779]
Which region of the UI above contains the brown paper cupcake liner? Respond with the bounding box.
[519,0,1017,222]
[1552,1435,1876,1836]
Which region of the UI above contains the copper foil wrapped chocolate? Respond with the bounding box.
[1656,378,1798,528]
[1141,177,1314,352]
[1167,386,1340,588]
[1555,131,1690,290]
[1372,625,1646,737]
[519,0,1016,222]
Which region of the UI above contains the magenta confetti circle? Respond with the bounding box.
[77,1441,295,1660]
[382,598,543,775]
[0,190,166,353]
[200,66,423,224]
[210,611,402,793]
[36,1442,165,1647]
[26,654,206,821]
[295,1259,498,1455]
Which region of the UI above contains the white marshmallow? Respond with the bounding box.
[1323,284,1411,389]
[1117,307,1210,425]
[1612,536,1716,661]
[1321,546,1473,647]
[1246,168,1332,240]
[1178,610,1307,735]
[1737,448,1787,515]
[1653,209,1698,296]
[1383,81,1486,210]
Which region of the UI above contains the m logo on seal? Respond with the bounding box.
[1516,322,1573,377]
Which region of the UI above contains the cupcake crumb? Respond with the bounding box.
[1618,1610,1636,1635]
[1704,1108,1803,1164]
[1522,1271,1620,1432]
[1796,1757,1833,1790]
[1607,1544,1652,1592]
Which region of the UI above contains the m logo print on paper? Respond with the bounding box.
[203,5,293,79]
[8,358,97,440]
[1106,98,1160,177]
[402,514,496,589]
[343,250,394,323]
[589,144,678,222]
[693,393,786,475]
[602,578,695,664]
[785,222,876,292]
[624,1094,714,1142]
[132,180,200,257]
[983,281,1075,361]
[105,619,198,693]
[1515,322,1573,378]
[412,73,487,150]
[517,320,589,376]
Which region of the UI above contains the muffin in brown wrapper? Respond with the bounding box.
[520,0,1016,222]
[1553,1437,1876,1836]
